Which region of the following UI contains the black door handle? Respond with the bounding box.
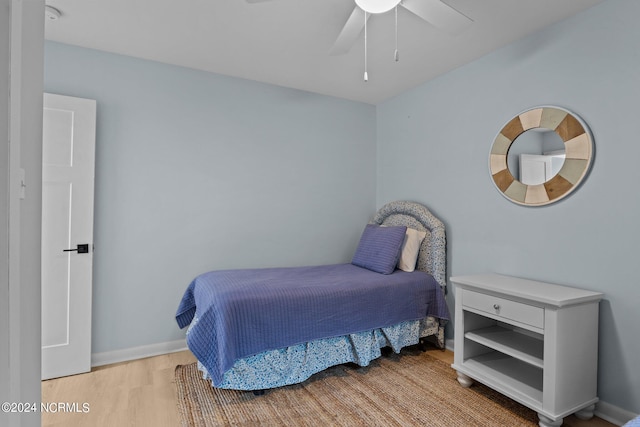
[63,244,89,254]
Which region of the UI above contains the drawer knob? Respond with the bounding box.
[493,304,500,311]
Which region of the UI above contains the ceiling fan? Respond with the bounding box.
[245,0,473,56]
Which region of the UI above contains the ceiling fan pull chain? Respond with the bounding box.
[364,11,368,82]
[394,5,399,62]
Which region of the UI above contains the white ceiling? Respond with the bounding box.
[44,0,604,105]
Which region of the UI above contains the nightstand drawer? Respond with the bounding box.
[462,289,544,329]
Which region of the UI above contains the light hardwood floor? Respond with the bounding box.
[42,348,615,427]
[42,350,197,427]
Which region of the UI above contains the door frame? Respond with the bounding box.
[1,0,12,415]
[1,1,44,427]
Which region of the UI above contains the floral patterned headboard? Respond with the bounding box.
[372,201,447,292]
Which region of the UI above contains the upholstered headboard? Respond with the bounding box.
[372,201,446,292]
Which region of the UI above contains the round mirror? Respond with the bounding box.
[489,106,594,206]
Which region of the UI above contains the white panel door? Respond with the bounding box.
[519,154,552,186]
[41,93,96,380]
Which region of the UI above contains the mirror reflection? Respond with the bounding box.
[507,129,566,186]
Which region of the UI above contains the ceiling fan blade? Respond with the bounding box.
[401,0,472,36]
[329,6,370,56]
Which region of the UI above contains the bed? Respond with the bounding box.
[176,200,450,391]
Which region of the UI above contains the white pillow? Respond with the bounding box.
[397,228,427,272]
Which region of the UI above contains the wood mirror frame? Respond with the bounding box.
[489,106,594,206]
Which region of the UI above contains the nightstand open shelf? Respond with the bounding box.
[460,351,543,407]
[465,325,543,368]
[451,274,603,427]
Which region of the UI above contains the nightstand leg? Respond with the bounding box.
[456,372,473,388]
[538,414,562,427]
[575,404,595,420]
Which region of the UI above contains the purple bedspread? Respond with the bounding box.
[176,263,449,385]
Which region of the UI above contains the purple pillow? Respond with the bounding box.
[352,224,407,274]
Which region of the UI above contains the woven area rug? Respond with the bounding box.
[175,347,538,427]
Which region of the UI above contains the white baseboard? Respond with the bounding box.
[445,338,455,352]
[91,339,187,367]
[595,401,638,426]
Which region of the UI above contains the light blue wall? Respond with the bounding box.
[44,42,376,354]
[377,0,639,414]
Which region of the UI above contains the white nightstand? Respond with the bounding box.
[450,274,603,427]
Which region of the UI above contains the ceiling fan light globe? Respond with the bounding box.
[355,0,401,14]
